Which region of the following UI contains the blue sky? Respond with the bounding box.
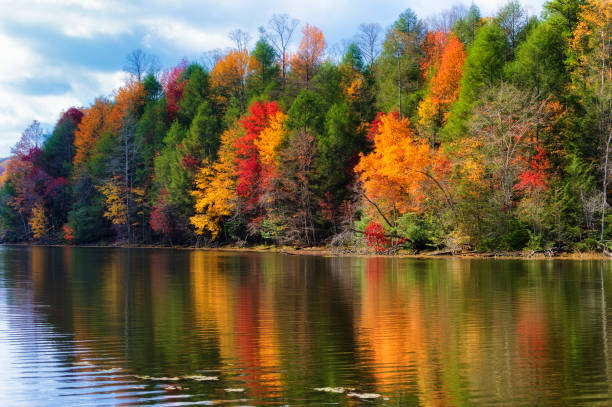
[0,0,546,156]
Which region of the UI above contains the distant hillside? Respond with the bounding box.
[0,157,9,173]
[0,157,10,183]
[0,157,9,176]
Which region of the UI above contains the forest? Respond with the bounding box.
[0,0,610,254]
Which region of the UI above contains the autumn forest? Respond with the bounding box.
[1,0,610,254]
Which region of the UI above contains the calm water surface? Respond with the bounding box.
[1,246,612,406]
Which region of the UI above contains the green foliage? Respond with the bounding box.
[250,39,279,94]
[393,8,419,33]
[453,4,483,47]
[343,43,364,72]
[153,122,196,227]
[187,100,221,161]
[393,213,443,251]
[287,90,326,133]
[375,12,423,117]
[178,64,210,126]
[506,17,569,97]
[443,22,509,139]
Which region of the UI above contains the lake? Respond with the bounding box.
[0,246,611,405]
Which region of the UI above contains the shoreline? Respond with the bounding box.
[3,242,612,260]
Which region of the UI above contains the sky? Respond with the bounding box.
[0,0,546,156]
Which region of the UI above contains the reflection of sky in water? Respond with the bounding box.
[0,246,610,406]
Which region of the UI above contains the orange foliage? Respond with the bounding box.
[290,24,326,85]
[418,35,466,126]
[420,31,448,79]
[211,49,258,103]
[109,80,145,129]
[73,98,113,167]
[73,81,144,168]
[355,113,448,214]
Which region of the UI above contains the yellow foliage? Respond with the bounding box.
[355,114,444,214]
[29,202,48,239]
[190,126,240,238]
[570,0,612,92]
[97,180,127,225]
[417,96,436,127]
[346,76,363,100]
[254,111,288,167]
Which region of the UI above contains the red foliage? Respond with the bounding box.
[364,221,391,253]
[161,60,187,120]
[235,101,280,210]
[181,153,199,173]
[44,176,69,198]
[150,205,171,237]
[62,224,73,242]
[150,190,172,237]
[515,147,551,193]
[58,107,84,126]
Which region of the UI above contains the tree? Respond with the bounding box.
[507,18,569,98]
[443,22,509,139]
[468,83,555,208]
[12,120,44,157]
[161,60,188,120]
[124,49,160,82]
[355,113,451,217]
[178,63,210,126]
[254,110,287,169]
[191,125,241,239]
[496,1,528,52]
[261,14,299,89]
[291,24,326,88]
[356,23,383,67]
[375,9,424,117]
[73,98,113,168]
[250,39,279,94]
[97,178,128,226]
[287,89,327,133]
[211,49,257,109]
[235,101,280,220]
[186,100,221,161]
[29,202,48,240]
[418,34,466,138]
[229,29,251,53]
[274,129,318,245]
[453,4,483,47]
[43,107,83,178]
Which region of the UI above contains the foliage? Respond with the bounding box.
[1,3,610,253]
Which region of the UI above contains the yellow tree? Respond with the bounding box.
[97,178,128,226]
[254,111,288,168]
[29,202,48,240]
[355,113,451,218]
[190,125,241,238]
[291,24,326,87]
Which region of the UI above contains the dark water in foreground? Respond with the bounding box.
[1,247,612,406]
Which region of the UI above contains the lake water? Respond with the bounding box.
[1,246,611,406]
